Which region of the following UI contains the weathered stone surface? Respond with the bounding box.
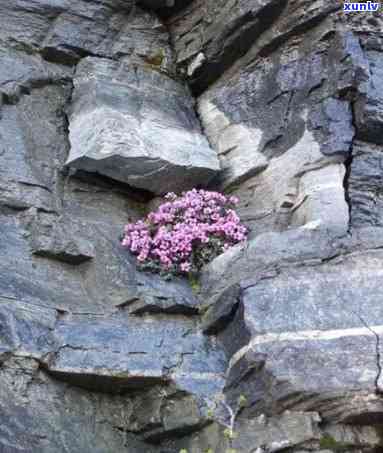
[200,227,341,298]
[196,20,362,235]
[204,248,383,423]
[0,205,204,316]
[24,209,96,264]
[168,0,286,93]
[0,295,227,437]
[0,0,174,68]
[0,83,71,212]
[0,356,163,452]
[1,0,383,451]
[169,0,340,93]
[66,57,220,194]
[170,414,383,453]
[0,43,72,103]
[43,314,227,404]
[349,141,383,227]
[0,200,226,446]
[201,284,241,335]
[354,49,383,145]
[0,52,223,450]
[128,273,201,315]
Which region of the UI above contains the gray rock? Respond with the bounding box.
[0,297,58,360]
[322,423,383,449]
[200,227,344,298]
[24,210,96,264]
[0,204,205,317]
[129,273,201,315]
[169,0,340,93]
[1,0,383,450]
[201,284,241,335]
[196,21,361,235]
[219,251,383,422]
[0,43,72,103]
[0,83,72,212]
[66,57,220,194]
[354,49,383,145]
[349,141,383,227]
[127,386,208,442]
[0,0,172,67]
[231,412,322,452]
[171,411,324,453]
[0,356,161,452]
[0,287,227,426]
[45,313,226,398]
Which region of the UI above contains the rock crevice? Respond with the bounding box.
[1,1,383,452]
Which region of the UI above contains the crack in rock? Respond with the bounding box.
[351,310,383,395]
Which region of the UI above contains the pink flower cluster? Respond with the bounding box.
[122,189,247,275]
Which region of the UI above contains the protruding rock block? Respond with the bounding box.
[169,0,340,94]
[25,211,96,265]
[349,141,383,227]
[205,249,383,422]
[0,1,173,66]
[66,57,220,194]
[354,50,383,145]
[197,24,357,235]
[168,0,288,93]
[42,314,227,401]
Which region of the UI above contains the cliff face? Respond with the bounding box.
[1,1,383,452]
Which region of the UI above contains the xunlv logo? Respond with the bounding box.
[344,1,381,11]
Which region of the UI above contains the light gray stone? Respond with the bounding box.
[66,57,220,194]
[215,251,383,422]
[196,21,360,236]
[169,0,340,93]
[0,0,171,66]
[0,356,160,453]
[1,0,383,451]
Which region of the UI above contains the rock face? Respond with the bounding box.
[66,57,220,194]
[1,0,383,452]
[197,17,359,235]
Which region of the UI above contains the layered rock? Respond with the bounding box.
[1,0,383,452]
[206,248,383,420]
[66,57,220,194]
[197,20,361,236]
[169,0,341,94]
[0,143,224,450]
[0,0,178,66]
[195,225,383,452]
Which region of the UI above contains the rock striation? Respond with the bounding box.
[1,0,383,452]
[66,57,220,194]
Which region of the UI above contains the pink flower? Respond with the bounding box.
[121,189,247,275]
[180,262,191,272]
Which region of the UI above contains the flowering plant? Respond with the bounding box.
[121,189,247,277]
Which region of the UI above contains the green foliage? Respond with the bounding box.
[238,394,247,408]
[188,273,201,294]
[224,185,240,195]
[223,429,237,440]
[319,435,348,451]
[145,48,166,68]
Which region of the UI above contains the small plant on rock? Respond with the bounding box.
[121,189,247,278]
